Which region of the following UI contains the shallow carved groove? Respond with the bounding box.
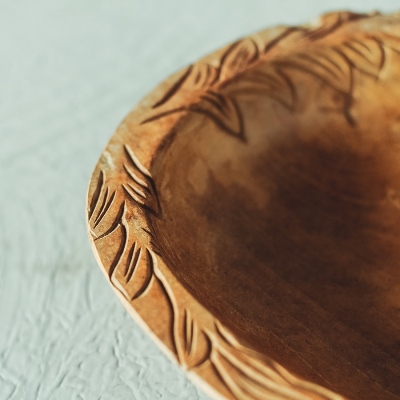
[87,11,400,400]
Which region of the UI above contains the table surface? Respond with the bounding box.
[1,1,398,399]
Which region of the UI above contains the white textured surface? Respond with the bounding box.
[0,1,399,399]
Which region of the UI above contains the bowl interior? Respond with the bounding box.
[150,59,400,400]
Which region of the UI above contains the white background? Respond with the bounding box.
[0,1,398,399]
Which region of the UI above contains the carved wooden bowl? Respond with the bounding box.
[87,11,400,400]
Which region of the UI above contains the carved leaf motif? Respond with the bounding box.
[122,144,161,218]
[191,63,220,90]
[277,50,351,94]
[92,204,156,302]
[120,244,155,300]
[219,38,260,82]
[226,67,297,111]
[342,37,386,75]
[88,147,160,244]
[88,170,124,242]
[188,90,245,140]
[148,37,260,120]
[152,63,219,110]
[88,170,105,221]
[206,323,343,400]
[304,12,372,41]
[178,309,212,369]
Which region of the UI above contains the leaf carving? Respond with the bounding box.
[88,170,105,220]
[226,67,297,111]
[188,90,245,140]
[304,12,372,41]
[219,38,260,82]
[123,144,161,218]
[151,63,219,110]
[178,309,212,369]
[102,223,155,302]
[204,322,343,400]
[123,245,155,300]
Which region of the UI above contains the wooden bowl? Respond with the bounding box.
[87,11,400,400]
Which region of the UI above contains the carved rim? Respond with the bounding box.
[85,11,399,400]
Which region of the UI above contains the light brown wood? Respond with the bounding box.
[87,11,400,400]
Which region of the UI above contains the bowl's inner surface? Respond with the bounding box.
[151,53,400,399]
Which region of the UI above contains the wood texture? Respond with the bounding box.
[87,11,400,400]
